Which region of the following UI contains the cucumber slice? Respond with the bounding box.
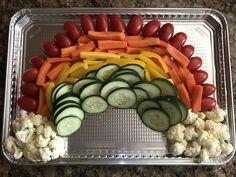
[54,93,81,106]
[54,106,84,124]
[107,88,136,109]
[82,96,108,113]
[132,81,161,98]
[100,78,129,99]
[111,68,140,78]
[79,81,103,100]
[72,77,99,94]
[122,64,145,79]
[86,70,97,77]
[141,108,170,132]
[96,64,119,81]
[175,97,188,122]
[137,99,160,116]
[51,82,68,103]
[152,78,177,96]
[133,88,150,104]
[114,72,142,85]
[56,116,82,136]
[52,83,73,104]
[53,100,80,113]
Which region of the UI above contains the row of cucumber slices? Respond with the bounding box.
[51,64,187,136]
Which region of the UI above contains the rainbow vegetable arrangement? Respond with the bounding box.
[18,14,217,136]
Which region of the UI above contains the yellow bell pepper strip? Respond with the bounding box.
[64,77,78,83]
[145,70,151,81]
[86,62,108,72]
[80,51,121,60]
[83,59,104,65]
[145,65,167,79]
[105,58,146,68]
[70,68,87,78]
[44,82,55,112]
[67,62,88,74]
[137,54,169,78]
[119,53,139,60]
[140,51,169,73]
[55,66,70,85]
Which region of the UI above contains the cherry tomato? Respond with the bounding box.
[187,57,202,72]
[193,70,208,85]
[80,15,95,35]
[22,68,38,82]
[157,23,174,42]
[30,56,44,69]
[181,45,195,58]
[110,15,126,33]
[17,96,39,112]
[169,32,187,49]
[20,82,39,97]
[54,33,72,48]
[42,42,60,57]
[202,83,216,98]
[64,21,81,42]
[96,14,109,31]
[126,15,143,35]
[142,19,160,37]
[201,97,216,111]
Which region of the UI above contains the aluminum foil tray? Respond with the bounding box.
[2,8,235,165]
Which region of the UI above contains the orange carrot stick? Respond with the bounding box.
[78,43,85,48]
[78,35,91,43]
[177,83,191,109]
[36,87,46,115]
[185,73,196,94]
[36,61,52,86]
[72,41,96,60]
[94,48,107,52]
[98,40,127,50]
[126,46,152,54]
[47,62,71,81]
[191,85,203,112]
[47,57,72,63]
[166,44,190,67]
[168,69,182,86]
[178,67,187,84]
[88,31,126,41]
[125,35,144,41]
[152,47,168,56]
[162,55,178,70]
[108,49,126,54]
[61,45,77,58]
[127,38,160,48]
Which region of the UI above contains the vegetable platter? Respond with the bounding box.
[2,8,235,165]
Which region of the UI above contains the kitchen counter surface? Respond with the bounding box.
[0,0,236,177]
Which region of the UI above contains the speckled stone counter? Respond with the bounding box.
[1,1,236,177]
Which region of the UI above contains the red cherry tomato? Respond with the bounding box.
[157,23,174,42]
[20,83,39,97]
[202,83,216,98]
[193,70,208,85]
[30,56,44,69]
[181,45,195,58]
[201,97,216,111]
[110,15,126,33]
[80,15,95,35]
[42,42,60,57]
[142,19,160,37]
[64,21,81,42]
[96,14,109,31]
[22,68,38,82]
[126,15,143,35]
[169,32,187,49]
[17,96,39,112]
[54,33,72,48]
[187,57,203,72]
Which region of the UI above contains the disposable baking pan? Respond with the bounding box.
[2,8,235,165]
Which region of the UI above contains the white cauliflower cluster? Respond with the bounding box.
[166,107,233,162]
[4,110,66,162]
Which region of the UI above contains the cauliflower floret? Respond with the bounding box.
[169,140,187,156]
[15,139,25,149]
[206,120,230,140]
[197,112,206,119]
[15,128,36,143]
[23,142,41,161]
[220,140,233,155]
[203,136,221,157]
[4,136,23,159]
[205,120,219,130]
[19,110,28,118]
[199,148,209,162]
[35,135,50,148]
[12,119,21,133]
[43,125,54,138]
[193,118,205,130]
[184,110,198,125]
[36,125,44,135]
[197,129,210,145]
[20,118,33,130]
[39,147,52,162]
[30,114,44,127]
[184,141,201,157]
[184,126,198,141]
[205,107,226,122]
[49,137,66,159]
[166,123,186,142]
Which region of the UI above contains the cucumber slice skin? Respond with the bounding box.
[133,88,150,104]
[96,64,120,81]
[56,116,82,136]
[82,96,108,113]
[79,81,103,100]
[107,87,137,109]
[72,77,99,95]
[111,68,140,78]
[54,92,81,106]
[151,78,177,97]
[113,72,142,85]
[100,78,130,99]
[51,82,69,104]
[86,70,97,77]
[141,108,170,132]
[136,99,161,116]
[53,84,73,103]
[53,100,80,112]
[132,81,161,98]
[121,64,145,79]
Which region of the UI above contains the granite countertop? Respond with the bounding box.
[0,0,236,177]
